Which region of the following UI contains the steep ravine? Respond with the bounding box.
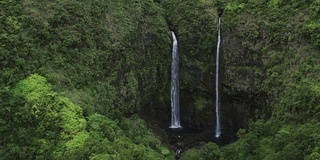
[139,1,269,152]
[2,0,319,159]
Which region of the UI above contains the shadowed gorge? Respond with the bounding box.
[1,0,320,159]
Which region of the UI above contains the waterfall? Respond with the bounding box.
[170,31,181,128]
[215,18,221,138]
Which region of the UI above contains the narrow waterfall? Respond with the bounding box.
[170,31,182,128]
[215,18,221,138]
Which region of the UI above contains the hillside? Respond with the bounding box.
[1,0,319,159]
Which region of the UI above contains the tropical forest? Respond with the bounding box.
[1,0,319,159]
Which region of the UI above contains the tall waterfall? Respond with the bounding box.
[170,31,181,128]
[215,18,221,138]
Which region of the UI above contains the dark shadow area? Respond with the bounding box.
[162,119,237,151]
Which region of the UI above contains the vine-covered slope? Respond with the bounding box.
[180,0,320,159]
[1,0,173,159]
[1,0,320,159]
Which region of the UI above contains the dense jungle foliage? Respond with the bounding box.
[1,0,320,159]
[179,0,320,159]
[1,0,173,159]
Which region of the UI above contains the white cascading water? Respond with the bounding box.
[215,18,221,138]
[170,31,181,128]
